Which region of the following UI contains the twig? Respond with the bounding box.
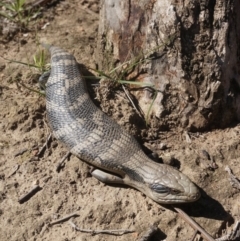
[174,207,215,241]
[50,213,80,226]
[15,79,45,96]
[39,223,49,237]
[37,133,52,157]
[68,220,135,236]
[225,166,240,190]
[137,224,158,241]
[7,164,20,178]
[14,148,28,157]
[18,185,42,204]
[216,220,240,241]
[56,151,71,172]
[122,85,144,119]
[190,230,199,241]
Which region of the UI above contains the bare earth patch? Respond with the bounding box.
[0,1,239,241]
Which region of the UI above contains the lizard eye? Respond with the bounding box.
[150,183,170,194]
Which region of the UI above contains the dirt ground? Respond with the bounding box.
[0,1,240,241]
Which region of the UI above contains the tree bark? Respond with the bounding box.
[96,0,239,131]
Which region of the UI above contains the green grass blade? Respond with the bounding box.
[88,67,112,80]
[17,81,45,96]
[117,80,154,87]
[2,57,40,69]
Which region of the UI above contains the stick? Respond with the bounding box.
[56,151,71,172]
[50,213,80,225]
[18,185,42,204]
[122,85,144,118]
[68,220,135,236]
[190,230,199,241]
[14,148,28,157]
[7,164,20,178]
[174,207,215,241]
[37,133,52,157]
[137,224,158,241]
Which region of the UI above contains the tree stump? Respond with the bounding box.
[95,0,240,131]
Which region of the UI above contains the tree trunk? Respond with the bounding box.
[96,0,239,131]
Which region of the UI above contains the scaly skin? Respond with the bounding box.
[43,45,200,204]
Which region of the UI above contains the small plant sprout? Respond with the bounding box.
[2,47,49,95]
[33,49,50,73]
[0,0,37,30]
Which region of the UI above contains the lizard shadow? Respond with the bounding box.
[136,150,233,223]
[78,64,234,227]
[92,164,232,224]
[164,186,233,223]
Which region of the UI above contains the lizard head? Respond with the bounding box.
[125,161,201,204]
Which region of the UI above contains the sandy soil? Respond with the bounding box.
[0,1,240,241]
